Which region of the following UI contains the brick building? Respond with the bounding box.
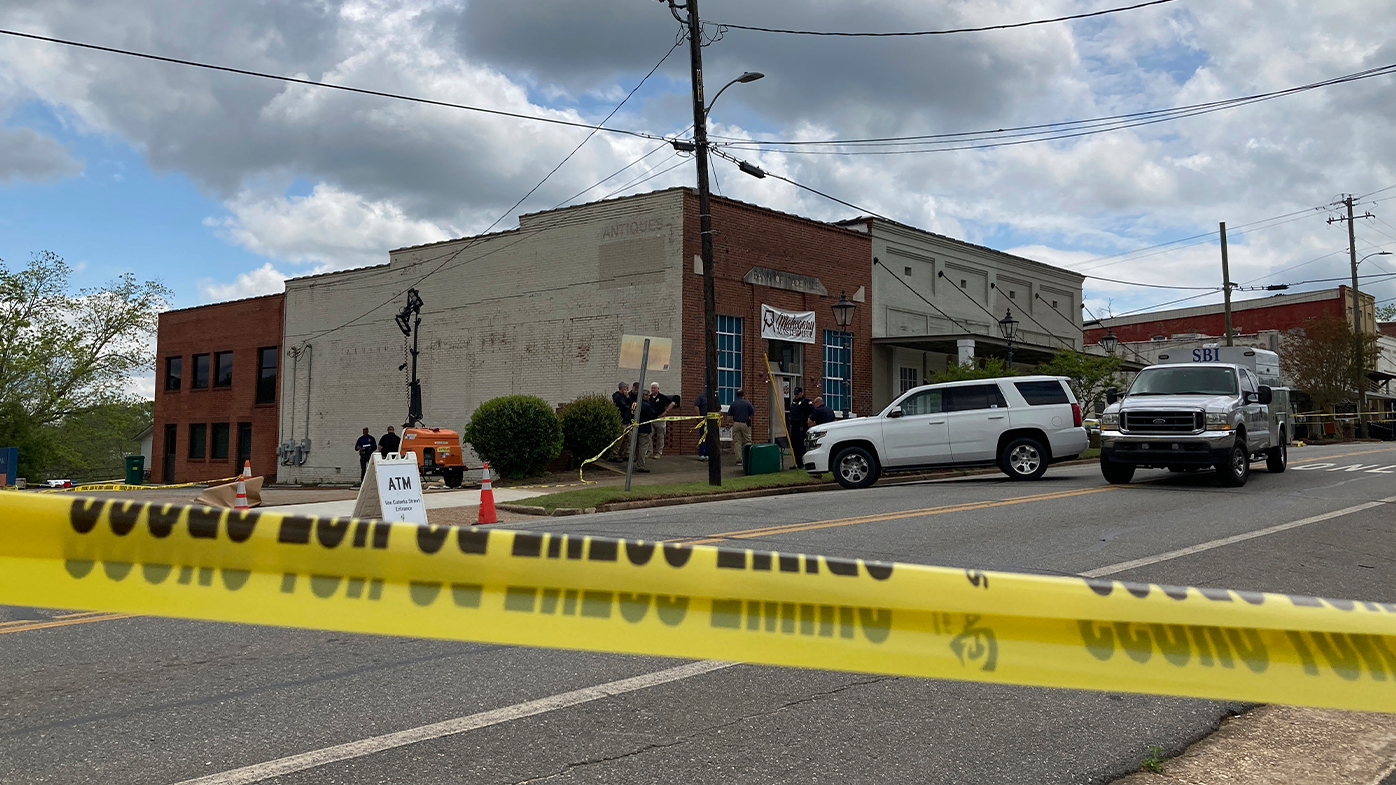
[1084,286,1375,346]
[272,188,1084,483]
[151,294,284,483]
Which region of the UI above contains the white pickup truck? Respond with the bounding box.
[1099,347,1290,487]
[804,375,1089,489]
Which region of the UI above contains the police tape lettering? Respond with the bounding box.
[0,491,1393,711]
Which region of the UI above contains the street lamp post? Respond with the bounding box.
[831,291,856,418]
[998,308,1020,368]
[1099,328,1119,357]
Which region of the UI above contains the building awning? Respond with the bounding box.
[872,333,1149,372]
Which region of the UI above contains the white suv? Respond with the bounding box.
[804,375,1089,489]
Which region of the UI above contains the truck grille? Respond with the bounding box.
[1122,410,1203,434]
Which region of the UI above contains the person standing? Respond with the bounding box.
[379,425,401,458]
[633,394,657,473]
[787,387,814,467]
[354,427,377,483]
[727,389,755,465]
[809,396,837,426]
[611,382,632,461]
[648,382,675,458]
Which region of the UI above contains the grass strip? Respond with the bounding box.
[520,469,825,512]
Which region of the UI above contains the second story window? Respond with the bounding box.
[214,351,234,388]
[164,357,182,391]
[192,354,210,389]
[256,347,278,404]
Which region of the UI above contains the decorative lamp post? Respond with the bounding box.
[1099,328,1119,357]
[831,291,856,418]
[998,308,1020,368]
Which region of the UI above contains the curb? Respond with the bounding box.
[498,456,1102,516]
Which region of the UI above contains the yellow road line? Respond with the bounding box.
[679,485,1120,545]
[0,612,132,634]
[1290,445,1396,465]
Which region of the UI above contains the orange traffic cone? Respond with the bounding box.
[477,462,497,525]
[234,460,251,511]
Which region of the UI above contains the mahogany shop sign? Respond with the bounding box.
[761,304,817,344]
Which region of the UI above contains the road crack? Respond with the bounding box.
[509,676,896,784]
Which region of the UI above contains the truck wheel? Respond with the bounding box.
[1101,458,1135,484]
[443,467,464,488]
[1266,434,1287,473]
[1216,438,1250,487]
[1000,437,1048,481]
[832,446,879,490]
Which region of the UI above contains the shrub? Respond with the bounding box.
[463,395,563,479]
[558,393,623,467]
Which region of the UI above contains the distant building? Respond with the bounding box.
[150,294,284,483]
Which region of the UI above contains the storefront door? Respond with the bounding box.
[768,340,803,448]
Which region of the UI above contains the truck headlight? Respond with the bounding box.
[1100,413,1120,431]
[807,430,825,448]
[1205,412,1232,430]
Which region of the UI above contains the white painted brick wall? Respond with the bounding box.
[278,190,686,483]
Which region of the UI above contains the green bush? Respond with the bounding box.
[463,395,563,479]
[558,393,623,466]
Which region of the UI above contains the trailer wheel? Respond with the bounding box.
[1266,431,1287,473]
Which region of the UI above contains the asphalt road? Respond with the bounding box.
[3,442,1395,784]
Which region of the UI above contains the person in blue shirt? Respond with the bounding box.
[354,427,377,483]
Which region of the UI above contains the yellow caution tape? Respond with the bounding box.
[574,416,703,484]
[34,475,244,494]
[1,491,1394,712]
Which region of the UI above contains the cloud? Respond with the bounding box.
[198,262,288,303]
[0,126,81,183]
[206,183,451,270]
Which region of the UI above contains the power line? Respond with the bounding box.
[872,260,969,332]
[709,0,1176,37]
[0,28,662,142]
[713,63,1396,155]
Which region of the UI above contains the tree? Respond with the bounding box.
[1281,315,1377,412]
[46,400,153,482]
[1378,302,1396,322]
[1034,349,1125,413]
[0,251,169,428]
[927,357,1017,384]
[0,252,168,480]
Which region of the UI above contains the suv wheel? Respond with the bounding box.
[1000,437,1048,481]
[1101,458,1135,485]
[832,446,879,490]
[1266,433,1287,473]
[1216,437,1251,487]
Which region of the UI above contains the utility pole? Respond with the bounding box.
[1220,221,1234,346]
[1329,195,1375,435]
[666,0,722,485]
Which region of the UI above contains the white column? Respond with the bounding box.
[957,339,975,367]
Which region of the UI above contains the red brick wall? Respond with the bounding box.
[1084,288,1352,344]
[151,294,284,483]
[673,193,872,455]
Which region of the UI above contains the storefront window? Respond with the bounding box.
[717,315,743,406]
[822,329,850,412]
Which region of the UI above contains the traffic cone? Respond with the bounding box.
[477,462,497,525]
[234,460,251,511]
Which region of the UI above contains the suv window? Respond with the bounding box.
[900,389,943,415]
[1014,380,1069,405]
[946,384,1008,412]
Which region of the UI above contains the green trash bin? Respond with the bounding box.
[124,455,145,486]
[745,443,782,475]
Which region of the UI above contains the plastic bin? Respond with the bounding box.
[744,443,782,475]
[124,455,145,486]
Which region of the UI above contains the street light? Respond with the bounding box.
[831,291,856,418]
[1099,328,1119,356]
[1359,251,1393,266]
[706,72,764,116]
[998,308,1020,368]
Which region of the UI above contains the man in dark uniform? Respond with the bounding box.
[354,427,377,483]
[787,387,814,467]
[809,396,837,426]
[611,382,632,461]
[379,425,401,458]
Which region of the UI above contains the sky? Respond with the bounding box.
[2,0,1395,388]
